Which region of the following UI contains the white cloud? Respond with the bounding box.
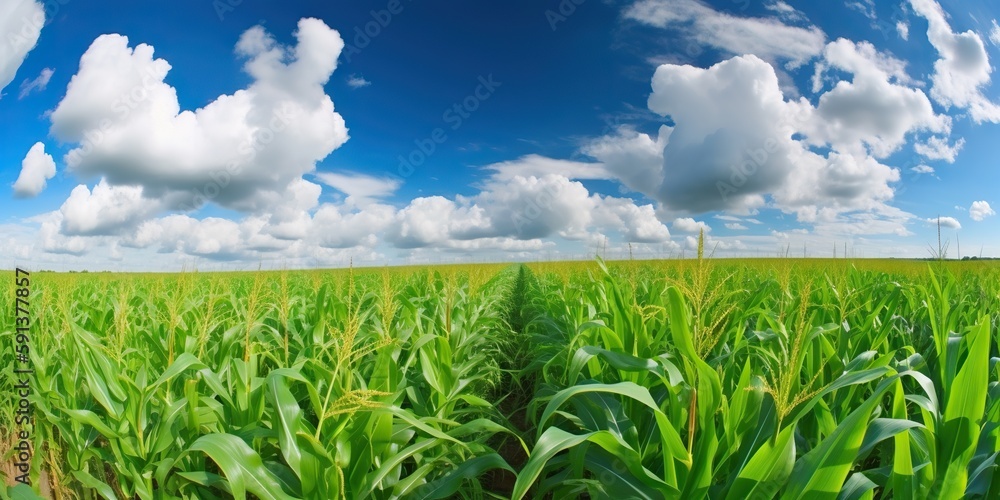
[310,203,394,248]
[346,74,370,88]
[645,55,800,213]
[385,196,469,248]
[482,154,611,182]
[808,39,948,158]
[580,51,917,226]
[672,217,711,233]
[970,200,996,221]
[713,214,742,222]
[846,0,877,20]
[19,3,1000,268]
[672,54,906,217]
[897,22,910,41]
[49,18,348,219]
[314,171,400,205]
[909,0,1000,122]
[779,153,899,220]
[926,216,961,229]
[59,179,164,236]
[18,66,52,98]
[683,233,744,252]
[258,177,322,240]
[38,217,90,256]
[911,164,935,174]
[581,125,669,192]
[12,142,55,197]
[453,174,597,241]
[129,215,249,259]
[392,170,671,247]
[0,0,45,95]
[806,205,914,237]
[437,237,553,252]
[990,20,1000,46]
[914,135,964,162]
[764,1,806,22]
[624,0,826,67]
[593,198,671,242]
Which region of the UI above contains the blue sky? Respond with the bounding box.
[2,0,1000,270]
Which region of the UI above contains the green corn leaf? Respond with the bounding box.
[837,472,877,500]
[409,453,514,499]
[182,433,297,500]
[536,381,688,463]
[726,424,795,500]
[784,377,897,500]
[70,471,118,500]
[512,427,678,500]
[934,319,992,499]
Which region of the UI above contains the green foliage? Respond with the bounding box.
[2,259,1000,498]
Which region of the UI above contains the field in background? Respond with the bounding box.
[3,257,1000,498]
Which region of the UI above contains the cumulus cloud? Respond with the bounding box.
[310,203,394,248]
[970,200,996,221]
[914,135,964,162]
[453,174,597,241]
[58,179,164,236]
[909,0,1000,122]
[22,3,996,267]
[593,198,671,242]
[255,162,670,253]
[128,215,251,259]
[808,39,948,158]
[12,142,56,197]
[379,171,671,248]
[346,74,370,88]
[49,18,349,217]
[584,36,956,230]
[482,154,611,182]
[926,216,961,229]
[18,66,52,98]
[897,22,909,40]
[672,217,711,233]
[624,0,826,67]
[911,164,935,174]
[581,126,669,194]
[645,55,801,213]
[0,0,45,95]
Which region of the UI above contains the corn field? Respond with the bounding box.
[2,257,1000,499]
